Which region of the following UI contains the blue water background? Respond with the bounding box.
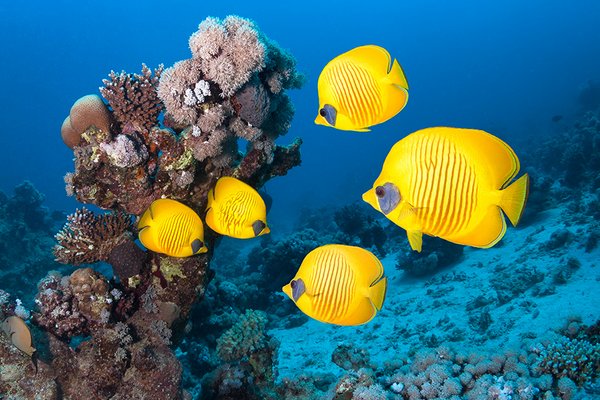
[1,0,599,228]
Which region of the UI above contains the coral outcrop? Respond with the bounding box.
[16,15,304,399]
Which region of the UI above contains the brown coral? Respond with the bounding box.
[53,208,134,265]
[70,268,112,324]
[61,94,111,149]
[100,64,164,136]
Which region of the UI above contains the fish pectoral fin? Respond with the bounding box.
[396,202,423,223]
[407,230,423,252]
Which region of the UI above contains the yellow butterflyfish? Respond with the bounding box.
[205,176,270,239]
[363,127,529,252]
[138,199,207,257]
[282,244,387,326]
[314,45,409,132]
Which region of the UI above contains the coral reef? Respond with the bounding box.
[0,181,63,302]
[203,309,280,399]
[23,14,305,399]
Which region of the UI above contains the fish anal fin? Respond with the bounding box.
[445,206,506,248]
[340,297,377,326]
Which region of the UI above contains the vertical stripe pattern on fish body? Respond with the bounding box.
[158,212,194,256]
[308,246,356,324]
[406,133,479,239]
[218,190,255,237]
[137,198,207,258]
[205,176,270,239]
[325,60,383,129]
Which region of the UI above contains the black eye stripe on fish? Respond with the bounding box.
[377,183,400,215]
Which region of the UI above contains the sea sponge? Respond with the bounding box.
[61,94,111,149]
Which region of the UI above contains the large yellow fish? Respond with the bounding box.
[282,244,387,326]
[315,45,409,132]
[363,127,529,252]
[138,199,207,257]
[205,176,270,239]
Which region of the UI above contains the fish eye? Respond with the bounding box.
[375,186,386,198]
[291,280,297,289]
[319,108,327,117]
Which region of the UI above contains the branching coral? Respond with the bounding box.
[535,336,600,386]
[53,208,134,265]
[100,63,164,136]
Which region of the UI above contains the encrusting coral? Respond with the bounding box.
[6,14,305,400]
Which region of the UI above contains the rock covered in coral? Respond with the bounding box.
[0,325,57,399]
[65,16,303,216]
[33,270,114,338]
[396,235,464,277]
[204,309,279,399]
[53,208,134,265]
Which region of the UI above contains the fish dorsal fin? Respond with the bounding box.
[342,45,392,75]
[430,127,520,190]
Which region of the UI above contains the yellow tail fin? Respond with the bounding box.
[500,173,529,226]
[369,276,387,311]
[388,59,409,90]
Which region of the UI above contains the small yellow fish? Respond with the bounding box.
[282,244,387,326]
[315,45,409,132]
[205,176,270,239]
[362,127,529,252]
[138,199,207,257]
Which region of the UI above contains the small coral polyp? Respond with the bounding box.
[27,15,305,399]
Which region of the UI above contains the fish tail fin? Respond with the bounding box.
[206,188,215,211]
[369,276,387,311]
[137,203,154,231]
[388,59,409,90]
[499,173,529,226]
